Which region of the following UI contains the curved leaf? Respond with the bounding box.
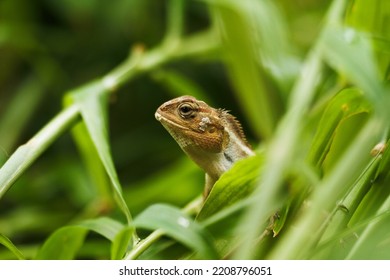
[36,217,126,260]
[134,204,218,259]
[64,81,133,225]
[211,0,289,138]
[308,88,372,171]
[197,153,264,221]
[78,217,125,241]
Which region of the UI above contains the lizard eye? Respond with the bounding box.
[178,103,196,119]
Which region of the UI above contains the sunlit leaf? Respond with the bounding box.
[197,154,264,221]
[307,88,372,172]
[320,26,388,116]
[64,81,132,224]
[347,191,390,259]
[111,226,134,260]
[210,0,287,139]
[70,121,112,204]
[36,217,126,260]
[346,0,390,77]
[78,217,125,241]
[134,204,218,259]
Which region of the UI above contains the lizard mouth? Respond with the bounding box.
[155,111,189,130]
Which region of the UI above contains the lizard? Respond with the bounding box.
[155,95,254,197]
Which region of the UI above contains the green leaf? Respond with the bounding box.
[315,155,382,259]
[322,111,370,173]
[77,217,125,241]
[346,188,390,259]
[319,26,387,117]
[36,226,88,260]
[134,204,218,259]
[307,88,372,172]
[0,106,80,200]
[346,0,390,77]
[348,138,390,226]
[272,200,291,237]
[64,80,132,225]
[70,121,112,203]
[111,226,134,260]
[0,233,25,260]
[210,0,287,139]
[197,154,264,221]
[36,217,126,260]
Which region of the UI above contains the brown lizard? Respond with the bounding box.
[155,95,254,197]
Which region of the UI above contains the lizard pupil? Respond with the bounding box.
[178,103,195,118]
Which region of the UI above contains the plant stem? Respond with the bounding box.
[125,229,165,260]
[102,29,218,92]
[164,0,184,45]
[0,105,80,199]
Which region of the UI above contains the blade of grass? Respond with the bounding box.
[0,233,25,260]
[314,155,382,258]
[124,197,203,260]
[36,217,126,260]
[346,189,390,259]
[270,28,388,256]
[210,0,284,139]
[307,88,372,170]
[131,204,218,259]
[77,217,125,241]
[66,81,135,245]
[269,117,384,259]
[319,26,387,117]
[233,0,349,259]
[0,105,80,199]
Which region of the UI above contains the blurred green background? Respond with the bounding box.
[1,0,389,260]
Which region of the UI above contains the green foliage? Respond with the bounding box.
[0,234,25,260]
[65,81,133,227]
[197,154,263,221]
[0,0,390,260]
[132,204,218,259]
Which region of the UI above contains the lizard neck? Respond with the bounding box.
[182,126,254,183]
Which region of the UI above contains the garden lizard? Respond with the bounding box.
[155,95,254,197]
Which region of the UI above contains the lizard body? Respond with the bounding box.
[155,95,254,196]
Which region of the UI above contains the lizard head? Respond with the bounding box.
[155,95,229,153]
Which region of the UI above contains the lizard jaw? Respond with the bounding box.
[155,111,188,131]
